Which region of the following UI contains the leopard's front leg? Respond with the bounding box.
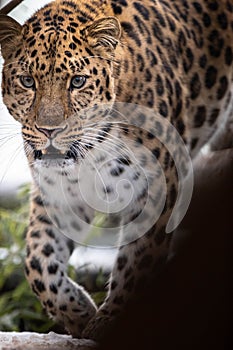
[83,220,171,340]
[25,191,97,337]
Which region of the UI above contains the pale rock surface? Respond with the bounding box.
[0,332,97,350]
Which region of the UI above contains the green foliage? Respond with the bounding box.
[92,268,107,306]
[0,185,107,332]
[0,185,54,332]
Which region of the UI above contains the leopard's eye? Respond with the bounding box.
[70,76,86,89]
[20,75,35,88]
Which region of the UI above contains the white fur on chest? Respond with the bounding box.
[32,145,158,246]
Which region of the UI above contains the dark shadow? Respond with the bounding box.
[99,148,233,350]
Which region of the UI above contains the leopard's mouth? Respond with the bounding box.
[33,146,77,161]
[33,142,94,161]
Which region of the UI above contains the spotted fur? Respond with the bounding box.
[0,0,232,340]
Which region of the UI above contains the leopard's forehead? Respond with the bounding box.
[25,0,102,32]
[21,2,95,76]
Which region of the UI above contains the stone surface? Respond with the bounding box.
[0,332,97,350]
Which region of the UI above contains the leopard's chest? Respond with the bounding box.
[31,145,154,246]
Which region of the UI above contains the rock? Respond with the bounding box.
[0,332,97,350]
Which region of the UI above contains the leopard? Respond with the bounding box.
[0,0,232,341]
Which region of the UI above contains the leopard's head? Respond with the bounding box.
[0,3,122,166]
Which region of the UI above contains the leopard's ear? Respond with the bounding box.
[85,16,121,51]
[0,15,22,59]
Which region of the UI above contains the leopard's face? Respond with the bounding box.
[0,5,121,166]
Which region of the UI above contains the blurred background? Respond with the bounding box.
[0,0,51,199]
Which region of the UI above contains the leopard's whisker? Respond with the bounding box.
[0,133,22,148]
[0,144,26,184]
[79,137,134,165]
[82,130,133,153]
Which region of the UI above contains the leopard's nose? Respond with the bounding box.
[35,124,67,138]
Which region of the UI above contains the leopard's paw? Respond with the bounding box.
[82,312,112,340]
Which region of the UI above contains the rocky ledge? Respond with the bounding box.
[0,332,97,350]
